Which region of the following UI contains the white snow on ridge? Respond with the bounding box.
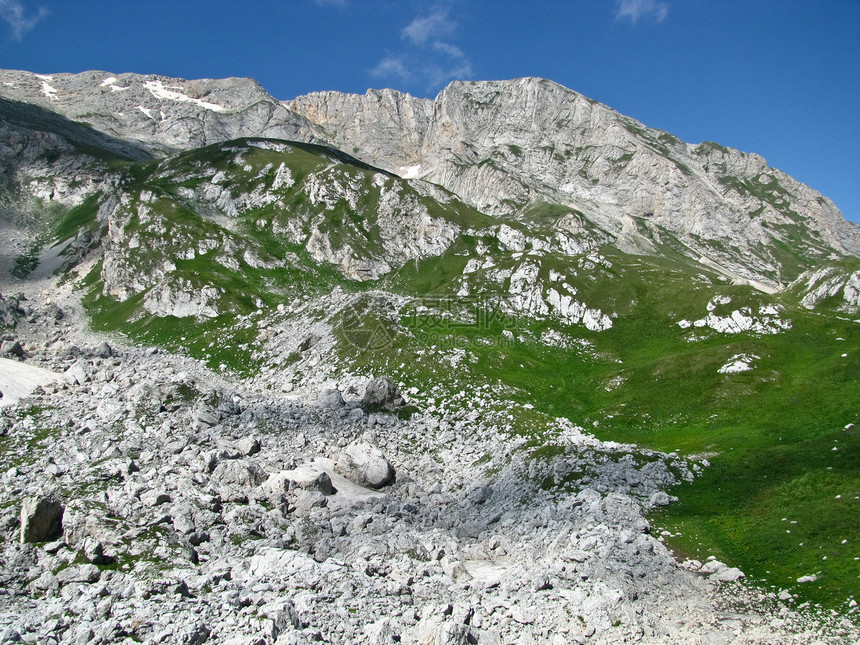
[41,81,58,100]
[136,105,154,119]
[143,79,226,112]
[34,74,53,81]
[100,76,130,92]
[398,165,422,179]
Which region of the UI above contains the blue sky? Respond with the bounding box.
[1,0,858,222]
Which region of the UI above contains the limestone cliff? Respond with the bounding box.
[288,77,860,287]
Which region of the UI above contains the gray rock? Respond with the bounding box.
[20,493,64,543]
[211,459,267,488]
[92,341,113,358]
[0,340,25,357]
[56,563,101,584]
[140,490,172,506]
[649,491,671,507]
[63,359,89,385]
[336,442,395,489]
[272,601,303,631]
[317,388,344,409]
[234,436,261,456]
[81,537,109,564]
[711,567,745,582]
[362,377,406,410]
[365,618,397,644]
[193,407,220,428]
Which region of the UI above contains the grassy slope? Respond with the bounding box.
[379,247,860,610]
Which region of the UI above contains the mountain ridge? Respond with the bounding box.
[288,76,860,289]
[3,69,857,280]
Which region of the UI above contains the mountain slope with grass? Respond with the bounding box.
[0,69,858,642]
[289,78,860,290]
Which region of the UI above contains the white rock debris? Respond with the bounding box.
[0,287,850,644]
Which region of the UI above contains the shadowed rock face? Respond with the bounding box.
[20,494,63,543]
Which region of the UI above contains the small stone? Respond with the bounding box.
[649,491,671,507]
[140,490,172,507]
[63,359,89,386]
[510,606,534,625]
[317,388,344,409]
[710,567,745,582]
[211,459,267,487]
[193,408,220,428]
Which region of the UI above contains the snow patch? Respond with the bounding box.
[143,79,226,112]
[40,81,58,100]
[398,165,422,179]
[0,358,60,407]
[100,76,117,86]
[136,105,154,119]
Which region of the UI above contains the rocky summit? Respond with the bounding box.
[0,69,858,644]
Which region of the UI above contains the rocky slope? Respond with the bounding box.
[0,285,855,645]
[288,78,860,288]
[3,69,859,290]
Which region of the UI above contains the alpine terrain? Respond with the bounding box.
[0,69,858,644]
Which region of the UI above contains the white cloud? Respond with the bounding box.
[0,0,47,41]
[615,0,669,24]
[370,56,411,82]
[426,60,473,89]
[402,7,456,45]
[432,41,464,59]
[372,5,473,93]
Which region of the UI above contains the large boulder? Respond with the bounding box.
[336,442,395,489]
[211,459,267,488]
[362,377,406,410]
[0,340,25,358]
[317,388,345,409]
[20,494,64,543]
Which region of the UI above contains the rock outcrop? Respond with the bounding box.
[288,78,860,287]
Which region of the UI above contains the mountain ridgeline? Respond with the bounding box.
[1,68,860,625]
[2,70,859,295]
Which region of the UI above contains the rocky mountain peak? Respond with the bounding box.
[0,69,314,153]
[287,76,860,288]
